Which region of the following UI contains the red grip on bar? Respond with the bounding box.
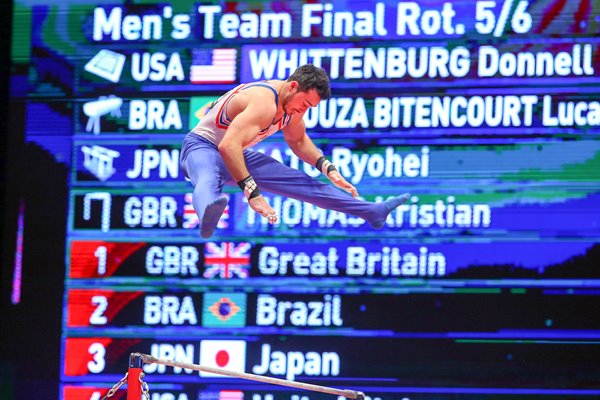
[127,353,144,400]
[126,367,142,400]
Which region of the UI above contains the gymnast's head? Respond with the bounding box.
[281,64,331,116]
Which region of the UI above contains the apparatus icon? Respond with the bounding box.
[81,145,120,181]
[83,95,123,134]
[84,49,126,83]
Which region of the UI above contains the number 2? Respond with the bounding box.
[90,295,108,325]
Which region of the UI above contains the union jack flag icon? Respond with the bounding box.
[204,242,251,279]
[183,193,229,229]
[183,193,199,229]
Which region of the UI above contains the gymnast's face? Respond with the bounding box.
[282,81,321,116]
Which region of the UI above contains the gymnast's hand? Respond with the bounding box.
[248,194,278,224]
[328,170,359,198]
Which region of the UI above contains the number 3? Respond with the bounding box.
[87,342,106,373]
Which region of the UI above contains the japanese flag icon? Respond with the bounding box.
[199,340,246,377]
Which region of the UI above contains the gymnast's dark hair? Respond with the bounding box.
[287,64,331,100]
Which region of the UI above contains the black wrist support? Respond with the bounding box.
[315,156,337,175]
[238,175,261,199]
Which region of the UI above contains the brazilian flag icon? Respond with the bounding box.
[189,96,218,129]
[202,293,247,327]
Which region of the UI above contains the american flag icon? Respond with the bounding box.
[204,242,250,279]
[190,48,237,84]
[183,193,229,229]
[219,391,244,400]
[199,391,244,400]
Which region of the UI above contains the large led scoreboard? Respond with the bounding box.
[7,0,600,399]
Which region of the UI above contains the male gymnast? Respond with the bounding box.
[180,64,410,238]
